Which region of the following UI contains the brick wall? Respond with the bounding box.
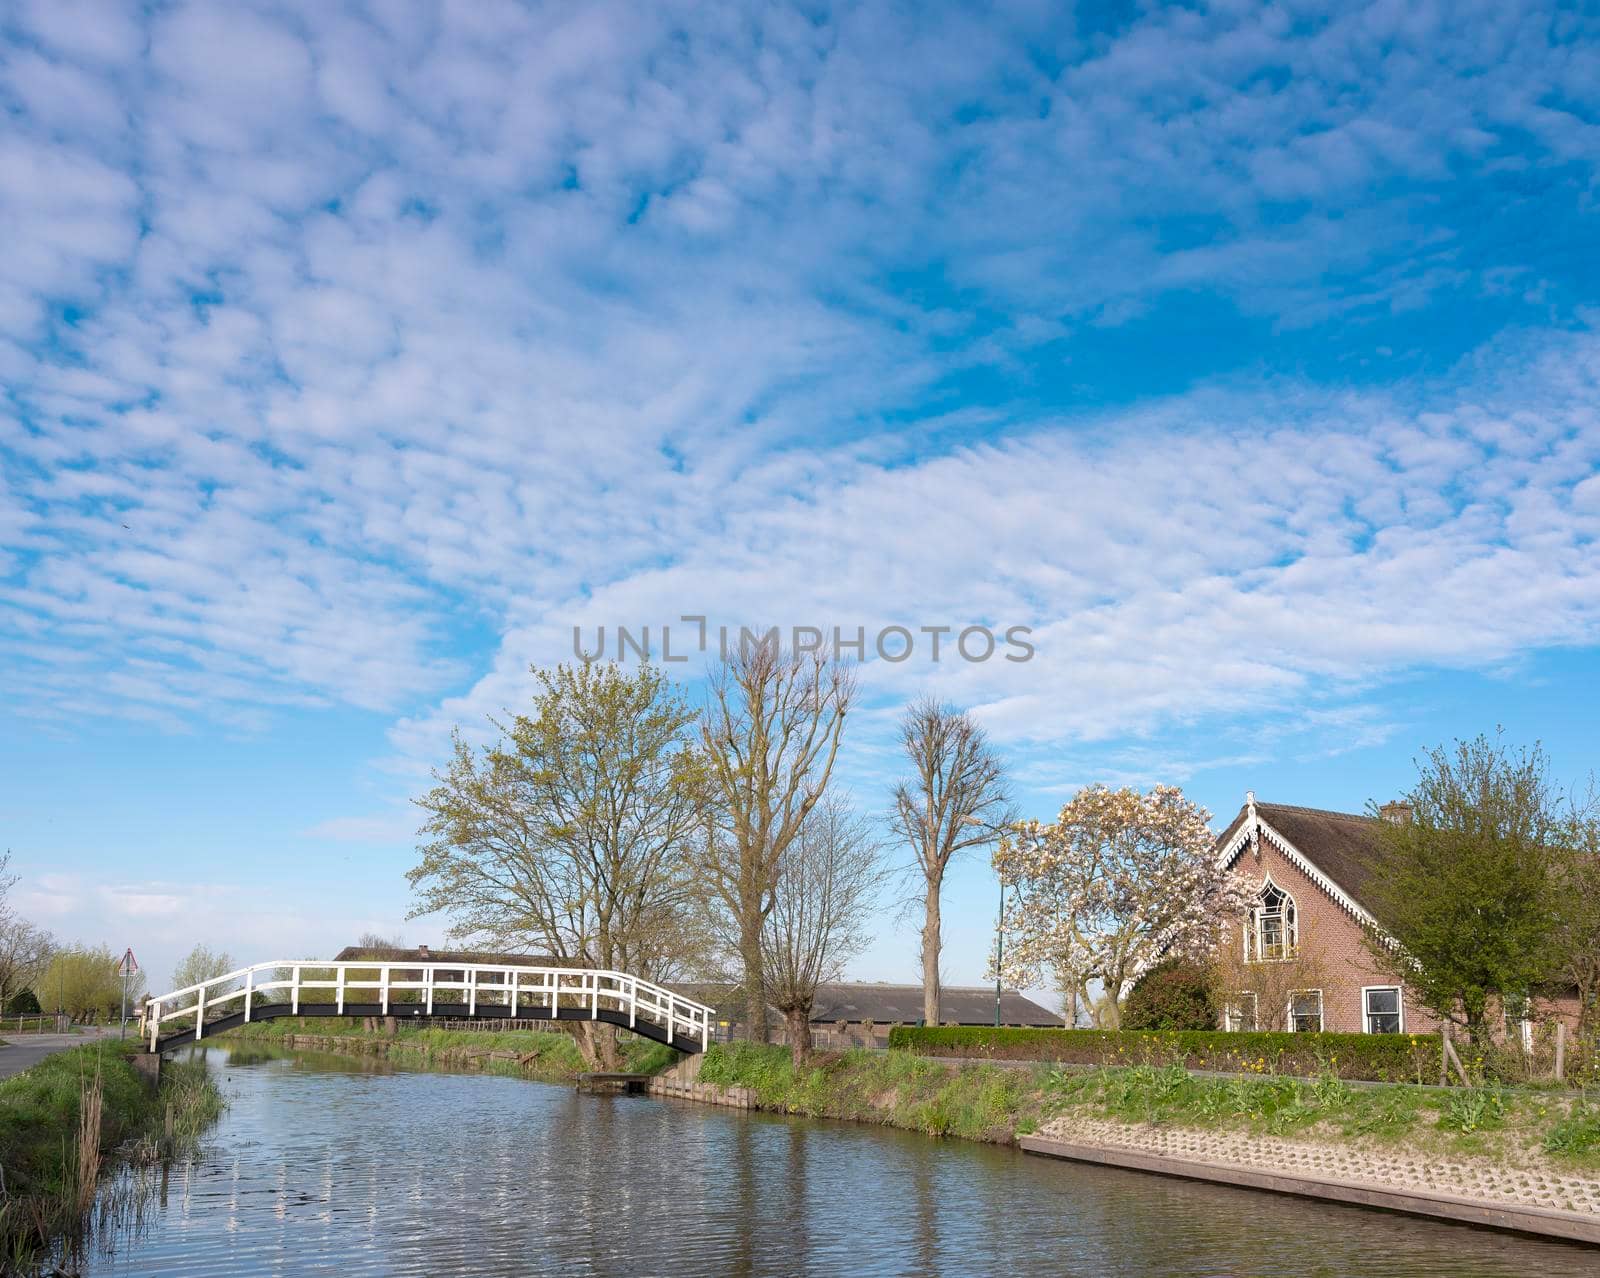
[1230,831,1441,1036]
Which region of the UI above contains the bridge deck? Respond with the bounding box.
[153,1003,706,1054]
[143,962,715,1056]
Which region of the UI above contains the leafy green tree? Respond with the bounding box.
[42,945,144,1022]
[1550,804,1600,1039]
[4,987,40,1015]
[410,662,707,1067]
[1123,958,1216,1031]
[1365,735,1563,1044]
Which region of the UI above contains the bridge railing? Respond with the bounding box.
[143,961,714,1052]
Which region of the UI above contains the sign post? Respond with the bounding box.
[119,948,139,1040]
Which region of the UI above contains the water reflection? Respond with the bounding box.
[77,1047,1596,1277]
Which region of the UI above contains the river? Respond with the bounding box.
[76,1046,1596,1277]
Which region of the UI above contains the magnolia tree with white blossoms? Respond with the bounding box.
[992,784,1246,1029]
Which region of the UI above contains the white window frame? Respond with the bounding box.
[1361,985,1404,1035]
[1244,878,1298,963]
[1287,988,1323,1034]
[1223,991,1258,1033]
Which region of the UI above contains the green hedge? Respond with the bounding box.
[886,1025,1442,1083]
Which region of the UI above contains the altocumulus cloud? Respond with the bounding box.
[1,0,1598,780]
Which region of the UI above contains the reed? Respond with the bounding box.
[73,1064,104,1215]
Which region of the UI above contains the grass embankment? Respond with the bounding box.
[1041,1061,1600,1172]
[223,1018,679,1079]
[698,1043,1041,1142]
[694,1043,1600,1171]
[0,1040,224,1263]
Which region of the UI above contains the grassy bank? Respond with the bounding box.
[223,1018,679,1078]
[0,1041,224,1264]
[698,1042,1043,1142]
[694,1043,1600,1172]
[1041,1061,1600,1171]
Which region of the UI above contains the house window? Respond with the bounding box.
[1363,986,1402,1034]
[1223,992,1258,1033]
[1245,882,1297,961]
[1289,990,1323,1033]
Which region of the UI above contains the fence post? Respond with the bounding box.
[1439,1022,1450,1086]
[1555,1020,1567,1083]
[1441,1025,1470,1087]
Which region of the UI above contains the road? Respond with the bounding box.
[0,1027,115,1081]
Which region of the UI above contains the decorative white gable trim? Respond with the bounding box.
[1216,801,1381,930]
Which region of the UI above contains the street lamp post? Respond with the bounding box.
[994,873,1005,1028]
[959,815,1008,1030]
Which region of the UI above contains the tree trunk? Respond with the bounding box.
[1463,993,1490,1048]
[573,1021,621,1070]
[922,885,941,1025]
[785,1006,812,1067]
[740,908,770,1043]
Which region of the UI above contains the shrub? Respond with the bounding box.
[886,1024,1440,1083]
[1437,1085,1507,1134]
[4,988,42,1016]
[1544,1103,1600,1157]
[1122,959,1216,1031]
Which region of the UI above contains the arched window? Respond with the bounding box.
[1245,881,1297,961]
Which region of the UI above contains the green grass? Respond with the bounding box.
[222,1018,677,1078]
[694,1044,1600,1173]
[0,1040,224,1261]
[1037,1061,1600,1169]
[697,1043,1043,1141]
[1544,1103,1600,1158]
[0,1041,154,1200]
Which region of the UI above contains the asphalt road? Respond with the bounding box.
[0,1027,115,1081]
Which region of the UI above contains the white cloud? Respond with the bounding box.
[1,0,1598,774]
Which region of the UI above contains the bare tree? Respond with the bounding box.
[891,698,1014,1026]
[409,662,707,1067]
[0,851,54,1015]
[0,918,53,1015]
[699,638,855,1042]
[170,943,236,1011]
[761,797,883,1065]
[1207,938,1332,1033]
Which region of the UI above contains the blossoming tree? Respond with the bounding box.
[992,784,1245,1028]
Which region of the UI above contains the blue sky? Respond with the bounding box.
[3,1,1600,997]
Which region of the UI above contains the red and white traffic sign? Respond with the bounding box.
[120,947,139,974]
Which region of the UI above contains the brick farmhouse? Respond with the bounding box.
[1215,793,1581,1039]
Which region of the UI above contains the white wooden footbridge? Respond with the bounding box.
[141,961,714,1055]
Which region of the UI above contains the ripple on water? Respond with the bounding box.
[77,1047,1600,1278]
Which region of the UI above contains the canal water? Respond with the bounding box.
[78,1046,1595,1277]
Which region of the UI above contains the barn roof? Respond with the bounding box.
[672,981,1060,1027]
